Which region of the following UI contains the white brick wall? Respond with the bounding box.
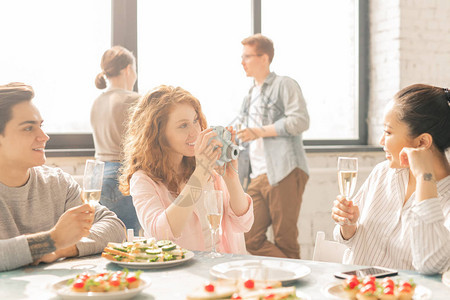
[368,0,401,145]
[399,0,450,87]
[368,0,450,145]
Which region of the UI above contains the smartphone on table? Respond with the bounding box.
[334,266,398,279]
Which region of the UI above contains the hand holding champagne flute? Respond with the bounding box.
[337,157,358,225]
[204,190,224,258]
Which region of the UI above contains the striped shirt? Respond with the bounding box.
[334,160,450,274]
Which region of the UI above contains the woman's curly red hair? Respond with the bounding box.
[119,85,207,196]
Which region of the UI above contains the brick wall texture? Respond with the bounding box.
[368,0,450,145]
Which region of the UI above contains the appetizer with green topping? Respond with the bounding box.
[102,238,186,263]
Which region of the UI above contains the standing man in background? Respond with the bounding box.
[237,34,309,259]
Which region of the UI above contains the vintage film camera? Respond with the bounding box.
[209,126,240,166]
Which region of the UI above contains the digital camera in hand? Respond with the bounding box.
[209,126,240,166]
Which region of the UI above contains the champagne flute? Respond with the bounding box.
[75,160,105,256]
[235,123,246,151]
[82,160,105,206]
[337,157,358,225]
[203,190,224,258]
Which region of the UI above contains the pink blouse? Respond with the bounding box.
[130,170,254,254]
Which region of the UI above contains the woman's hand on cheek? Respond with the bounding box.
[399,147,434,178]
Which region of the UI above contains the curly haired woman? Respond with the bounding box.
[119,85,253,254]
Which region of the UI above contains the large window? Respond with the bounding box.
[0,0,111,133]
[262,0,358,140]
[1,0,367,153]
[137,0,252,126]
[137,0,364,142]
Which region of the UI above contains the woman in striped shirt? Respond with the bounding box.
[332,84,450,274]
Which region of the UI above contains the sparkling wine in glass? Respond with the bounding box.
[204,190,223,258]
[337,157,358,225]
[78,160,104,244]
[82,160,105,206]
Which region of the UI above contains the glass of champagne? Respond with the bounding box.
[235,123,246,151]
[76,160,104,246]
[337,157,358,225]
[203,190,224,258]
[82,160,105,206]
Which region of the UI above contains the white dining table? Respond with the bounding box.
[0,251,448,299]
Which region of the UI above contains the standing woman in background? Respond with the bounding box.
[91,46,141,232]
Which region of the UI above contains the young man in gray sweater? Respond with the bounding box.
[0,83,126,272]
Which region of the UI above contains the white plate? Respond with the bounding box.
[51,278,151,300]
[322,282,432,299]
[104,250,195,269]
[296,290,311,300]
[209,260,311,283]
[443,270,450,288]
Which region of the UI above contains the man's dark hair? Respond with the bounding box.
[241,33,275,63]
[0,82,34,135]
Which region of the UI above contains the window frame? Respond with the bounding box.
[46,0,369,156]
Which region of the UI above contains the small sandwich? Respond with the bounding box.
[395,280,415,300]
[378,286,396,300]
[378,277,396,300]
[187,279,300,300]
[124,270,142,289]
[88,276,108,293]
[70,272,90,293]
[237,279,282,292]
[71,279,87,293]
[186,280,238,300]
[342,275,360,299]
[236,286,297,300]
[355,284,377,300]
[101,242,135,262]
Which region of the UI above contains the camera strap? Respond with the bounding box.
[218,161,239,177]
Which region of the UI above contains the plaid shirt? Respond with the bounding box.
[237,72,310,186]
